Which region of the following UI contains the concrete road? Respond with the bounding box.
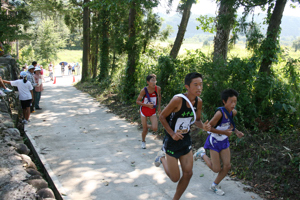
[25,76,262,200]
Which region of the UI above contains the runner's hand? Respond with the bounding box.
[172,130,184,141]
[203,120,211,132]
[147,102,154,109]
[223,129,233,137]
[236,130,244,138]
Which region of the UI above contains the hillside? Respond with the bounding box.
[158,12,300,45]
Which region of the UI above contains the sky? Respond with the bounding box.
[155,0,300,17]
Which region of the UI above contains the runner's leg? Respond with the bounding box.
[140,115,148,142]
[148,114,158,132]
[173,151,193,200]
[214,148,231,184]
[202,149,221,173]
[161,154,180,182]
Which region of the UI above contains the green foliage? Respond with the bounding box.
[196,15,216,33]
[33,20,65,64]
[0,1,32,42]
[246,22,264,51]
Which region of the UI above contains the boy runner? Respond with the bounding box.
[154,72,210,200]
[194,89,244,196]
[136,74,161,149]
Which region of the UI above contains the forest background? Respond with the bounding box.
[1,0,300,199]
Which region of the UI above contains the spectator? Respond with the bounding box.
[61,62,65,76]
[49,62,53,81]
[1,71,33,124]
[40,66,45,83]
[27,63,37,113]
[33,67,43,110]
[68,64,72,75]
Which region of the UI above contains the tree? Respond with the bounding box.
[0,0,31,48]
[213,0,238,63]
[259,0,288,74]
[292,37,300,52]
[98,7,110,80]
[82,0,90,82]
[141,10,161,54]
[34,20,65,63]
[169,0,195,59]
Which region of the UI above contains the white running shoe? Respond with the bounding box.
[193,147,205,161]
[210,184,225,196]
[0,90,6,97]
[154,149,165,167]
[141,141,146,149]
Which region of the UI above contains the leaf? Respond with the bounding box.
[200,174,204,177]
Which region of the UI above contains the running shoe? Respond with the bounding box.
[0,90,6,97]
[3,88,12,93]
[22,120,28,124]
[210,184,225,196]
[141,141,146,149]
[154,149,165,167]
[193,147,205,161]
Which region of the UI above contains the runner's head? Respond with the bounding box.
[184,72,203,96]
[221,89,239,111]
[146,74,157,87]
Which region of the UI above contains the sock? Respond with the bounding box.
[212,182,218,187]
[201,152,206,158]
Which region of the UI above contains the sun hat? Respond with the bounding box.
[34,67,41,71]
[28,65,35,70]
[20,71,27,77]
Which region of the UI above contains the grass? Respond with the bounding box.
[53,49,83,66]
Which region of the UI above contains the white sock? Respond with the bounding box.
[212,182,217,187]
[201,152,206,158]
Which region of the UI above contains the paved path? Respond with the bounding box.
[25,76,261,200]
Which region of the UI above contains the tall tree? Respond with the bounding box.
[98,7,110,80]
[124,1,139,99]
[213,0,238,63]
[259,0,287,74]
[81,0,90,82]
[34,20,65,63]
[169,0,195,59]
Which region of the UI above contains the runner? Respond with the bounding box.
[154,72,210,200]
[136,74,161,149]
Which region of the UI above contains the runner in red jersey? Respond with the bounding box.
[136,74,161,149]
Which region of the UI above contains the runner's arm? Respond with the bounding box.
[208,111,232,137]
[157,86,162,114]
[136,88,153,108]
[232,109,244,138]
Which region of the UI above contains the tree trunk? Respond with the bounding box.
[124,2,138,100]
[81,0,90,82]
[213,0,237,63]
[169,0,194,59]
[259,0,287,74]
[99,8,110,81]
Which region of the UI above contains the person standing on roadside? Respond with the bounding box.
[48,62,53,81]
[1,71,33,124]
[33,67,43,110]
[26,62,37,113]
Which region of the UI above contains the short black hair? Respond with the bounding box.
[32,61,37,65]
[184,72,203,86]
[146,74,156,82]
[221,89,239,103]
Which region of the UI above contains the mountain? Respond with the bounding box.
[158,12,300,41]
